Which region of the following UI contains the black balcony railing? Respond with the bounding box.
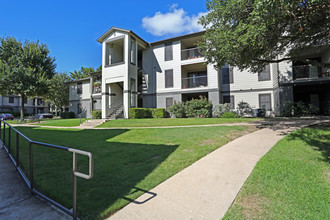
[182,75,208,89]
[181,48,203,60]
[293,65,330,80]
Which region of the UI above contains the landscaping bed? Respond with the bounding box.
[5,125,257,219]
[224,123,330,219]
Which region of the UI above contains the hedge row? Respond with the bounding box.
[60,111,75,119]
[129,108,166,119]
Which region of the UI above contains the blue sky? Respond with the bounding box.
[0,0,207,73]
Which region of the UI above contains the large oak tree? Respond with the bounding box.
[0,37,56,119]
[199,0,330,72]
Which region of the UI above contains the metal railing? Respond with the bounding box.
[182,75,208,89]
[293,65,330,80]
[0,119,93,219]
[181,48,203,60]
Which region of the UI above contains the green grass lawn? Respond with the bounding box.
[98,117,262,128]
[38,118,87,127]
[224,123,330,219]
[2,125,256,219]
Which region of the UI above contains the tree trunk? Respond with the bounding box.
[20,94,25,120]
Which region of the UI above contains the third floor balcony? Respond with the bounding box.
[181,48,203,61]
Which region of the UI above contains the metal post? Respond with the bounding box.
[8,127,11,154]
[3,122,5,147]
[16,132,19,167]
[72,152,77,219]
[29,142,33,194]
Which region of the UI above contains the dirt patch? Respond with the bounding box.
[237,194,269,219]
[198,139,217,146]
[183,149,193,152]
[226,126,258,141]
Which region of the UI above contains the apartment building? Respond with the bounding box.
[0,95,49,114]
[69,27,330,118]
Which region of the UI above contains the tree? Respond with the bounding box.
[47,72,70,112]
[96,64,102,71]
[199,0,330,73]
[0,37,56,119]
[69,66,95,80]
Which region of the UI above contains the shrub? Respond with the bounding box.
[213,103,231,118]
[151,108,166,118]
[184,96,213,118]
[92,110,102,119]
[221,112,238,118]
[237,101,253,117]
[129,108,147,118]
[280,101,295,117]
[129,108,165,118]
[168,101,185,118]
[60,111,75,119]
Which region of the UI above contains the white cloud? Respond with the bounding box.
[142,4,207,37]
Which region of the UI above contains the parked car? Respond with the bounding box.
[36,113,54,119]
[0,113,14,120]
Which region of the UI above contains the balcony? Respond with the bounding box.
[181,48,203,61]
[182,75,208,89]
[293,65,330,80]
[93,82,102,94]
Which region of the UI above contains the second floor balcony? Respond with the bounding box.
[181,48,203,61]
[293,65,330,80]
[182,75,208,89]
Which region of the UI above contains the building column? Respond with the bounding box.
[123,80,130,119]
[102,84,109,119]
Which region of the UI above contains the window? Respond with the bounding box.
[223,95,235,109]
[77,103,82,114]
[222,67,233,84]
[166,97,173,110]
[77,82,82,94]
[258,65,271,81]
[9,97,14,103]
[259,94,272,111]
[130,37,136,64]
[24,97,28,104]
[164,43,173,61]
[37,98,43,106]
[165,69,174,88]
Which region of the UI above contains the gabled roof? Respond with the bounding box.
[96,27,149,46]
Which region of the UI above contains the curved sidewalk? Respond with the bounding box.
[0,148,71,220]
[108,121,321,220]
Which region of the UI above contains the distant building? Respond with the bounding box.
[0,95,49,114]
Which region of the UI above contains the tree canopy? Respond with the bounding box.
[70,66,97,80]
[199,0,330,72]
[47,72,70,112]
[0,36,56,118]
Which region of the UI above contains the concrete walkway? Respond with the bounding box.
[108,121,322,220]
[0,147,71,220]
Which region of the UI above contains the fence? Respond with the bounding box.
[0,119,93,219]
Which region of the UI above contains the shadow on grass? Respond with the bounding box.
[287,123,330,163]
[6,127,178,219]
